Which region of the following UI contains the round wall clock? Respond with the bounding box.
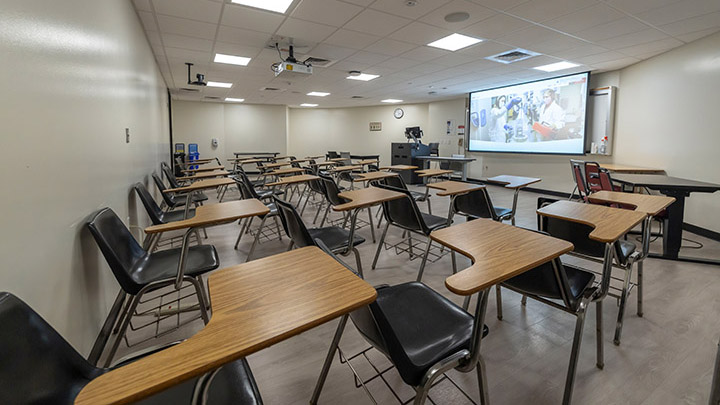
[393,108,404,119]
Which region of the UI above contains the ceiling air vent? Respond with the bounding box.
[303,56,336,68]
[351,95,364,99]
[204,96,221,100]
[486,48,541,64]
[260,87,285,92]
[179,87,200,92]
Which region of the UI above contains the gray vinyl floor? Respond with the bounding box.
[117,179,720,404]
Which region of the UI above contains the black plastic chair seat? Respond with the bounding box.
[127,245,219,294]
[308,227,365,251]
[256,188,284,199]
[494,207,512,219]
[409,190,428,202]
[615,240,636,266]
[420,212,448,231]
[158,209,195,223]
[502,263,595,311]
[370,282,476,386]
[168,192,208,208]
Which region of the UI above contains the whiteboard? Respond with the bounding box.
[586,86,615,155]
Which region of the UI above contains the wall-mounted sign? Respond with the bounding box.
[369,121,382,131]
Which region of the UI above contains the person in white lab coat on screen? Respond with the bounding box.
[537,89,565,140]
[489,95,521,142]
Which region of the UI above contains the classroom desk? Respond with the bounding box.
[264,162,292,169]
[416,168,454,184]
[310,161,337,168]
[334,187,405,252]
[291,158,313,164]
[329,165,363,174]
[186,158,216,165]
[380,164,418,171]
[233,152,279,158]
[610,174,720,264]
[181,165,225,173]
[538,200,645,244]
[266,174,319,205]
[165,178,236,218]
[329,157,350,162]
[416,156,476,181]
[176,170,229,181]
[427,180,485,224]
[263,167,305,177]
[600,163,665,174]
[486,175,541,225]
[353,171,398,184]
[74,247,377,405]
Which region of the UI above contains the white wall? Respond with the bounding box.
[288,104,429,165]
[0,0,169,354]
[172,101,287,160]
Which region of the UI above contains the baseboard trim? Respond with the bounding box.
[470,177,720,243]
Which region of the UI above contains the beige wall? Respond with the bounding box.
[0,0,169,354]
[172,101,287,160]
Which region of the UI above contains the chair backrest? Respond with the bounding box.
[233,176,253,200]
[429,142,439,156]
[340,152,351,159]
[273,197,315,248]
[86,208,147,295]
[367,164,379,172]
[318,174,346,206]
[569,159,589,201]
[134,182,164,225]
[597,167,614,191]
[375,183,429,234]
[537,197,606,258]
[161,164,182,188]
[327,151,339,159]
[237,172,262,200]
[306,170,325,194]
[584,161,602,192]
[151,173,178,207]
[0,292,103,404]
[382,174,408,191]
[452,188,497,221]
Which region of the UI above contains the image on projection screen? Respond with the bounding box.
[468,72,589,155]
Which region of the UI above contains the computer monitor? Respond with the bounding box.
[405,126,423,139]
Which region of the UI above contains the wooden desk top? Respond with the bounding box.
[600,163,664,174]
[311,161,337,167]
[176,170,229,180]
[416,168,454,178]
[264,162,292,169]
[291,158,312,164]
[380,165,418,171]
[74,247,377,405]
[354,159,379,165]
[235,158,263,164]
[182,165,225,173]
[610,174,720,193]
[145,199,269,234]
[426,180,484,197]
[265,167,305,176]
[354,171,398,182]
[165,178,235,193]
[333,187,405,211]
[486,175,541,189]
[588,191,675,216]
[306,155,324,159]
[537,200,645,243]
[329,157,350,162]
[431,219,573,296]
[265,174,319,187]
[187,158,215,164]
[329,165,363,173]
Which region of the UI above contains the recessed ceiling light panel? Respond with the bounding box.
[225,97,245,102]
[214,53,251,66]
[307,91,330,97]
[207,81,233,88]
[381,99,403,103]
[230,0,294,14]
[346,73,380,81]
[300,103,318,107]
[533,61,580,72]
[427,33,482,51]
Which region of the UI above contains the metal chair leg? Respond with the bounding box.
[637,260,644,317]
[415,236,433,282]
[596,299,604,370]
[366,207,376,243]
[273,215,282,241]
[234,218,248,249]
[320,204,331,227]
[313,201,324,224]
[246,216,267,262]
[614,264,633,345]
[477,358,490,405]
[521,295,527,306]
[496,285,503,320]
[310,315,349,405]
[562,297,589,405]
[451,250,457,274]
[104,294,141,368]
[372,222,391,270]
[351,247,364,279]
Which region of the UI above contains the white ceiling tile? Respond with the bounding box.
[596,28,670,50]
[291,0,364,27]
[457,39,511,57]
[575,50,627,64]
[459,13,531,39]
[574,17,650,42]
[601,0,677,15]
[406,62,447,74]
[137,11,159,32]
[153,0,222,24]
[145,30,163,46]
[529,34,588,55]
[324,29,381,49]
[161,33,214,52]
[344,9,413,37]
[399,46,451,61]
[156,15,217,39]
[221,4,286,33]
[329,60,373,73]
[419,0,496,30]
[590,57,640,71]
[616,37,683,57]
[432,50,480,66]
[306,43,358,60]
[216,25,272,47]
[659,12,720,38]
[133,0,152,12]
[165,47,212,61]
[543,3,625,34]
[468,0,531,11]
[505,0,598,23]
[344,0,374,6]
[550,44,610,60]
[675,27,720,42]
[370,0,452,18]
[364,38,417,56]
[345,51,393,64]
[212,42,263,59]
[635,0,720,27]
[389,22,453,45]
[495,24,562,49]
[277,18,337,43]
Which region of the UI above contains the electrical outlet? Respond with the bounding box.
[125,128,130,143]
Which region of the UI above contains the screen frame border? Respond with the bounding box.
[466,71,591,156]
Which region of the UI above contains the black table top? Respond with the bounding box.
[612,173,720,193]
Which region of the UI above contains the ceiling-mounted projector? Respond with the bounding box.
[185,62,207,86]
[271,44,313,77]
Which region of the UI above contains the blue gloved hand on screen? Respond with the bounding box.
[505,96,522,110]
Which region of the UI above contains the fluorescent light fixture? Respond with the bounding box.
[206,81,233,88]
[214,53,251,66]
[381,99,403,103]
[427,33,482,51]
[346,73,380,81]
[307,91,330,97]
[225,98,244,102]
[300,103,318,107]
[230,0,293,14]
[533,61,580,72]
